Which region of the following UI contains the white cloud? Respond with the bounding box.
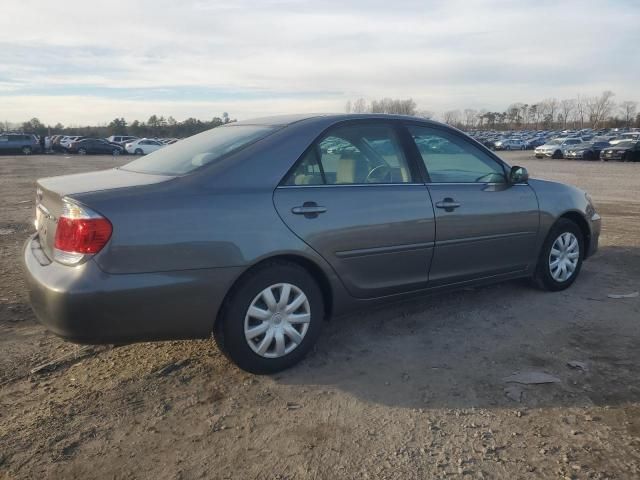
[0,0,638,124]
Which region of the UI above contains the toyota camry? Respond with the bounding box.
[23,114,601,373]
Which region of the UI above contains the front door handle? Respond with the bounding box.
[292,202,327,218]
[435,198,461,212]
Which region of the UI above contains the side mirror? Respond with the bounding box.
[509,165,529,184]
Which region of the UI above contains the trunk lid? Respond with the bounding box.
[35,168,173,260]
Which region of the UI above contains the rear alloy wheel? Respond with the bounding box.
[533,219,583,291]
[135,148,143,155]
[244,283,311,359]
[215,261,324,374]
[112,148,121,156]
[22,146,32,155]
[78,148,87,155]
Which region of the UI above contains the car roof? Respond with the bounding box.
[233,113,441,127]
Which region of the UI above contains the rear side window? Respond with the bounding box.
[283,123,413,185]
[122,125,277,175]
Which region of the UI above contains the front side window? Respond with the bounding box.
[408,125,506,183]
[283,123,412,185]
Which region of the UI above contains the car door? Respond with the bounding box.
[0,134,9,152]
[406,124,539,285]
[96,140,110,153]
[144,140,160,153]
[274,121,435,298]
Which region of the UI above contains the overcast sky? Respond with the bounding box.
[1,0,638,125]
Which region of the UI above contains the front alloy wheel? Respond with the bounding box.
[548,232,580,282]
[533,218,583,291]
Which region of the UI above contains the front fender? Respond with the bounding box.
[528,179,600,259]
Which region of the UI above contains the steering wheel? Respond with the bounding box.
[365,165,393,183]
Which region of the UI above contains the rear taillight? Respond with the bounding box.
[53,199,112,265]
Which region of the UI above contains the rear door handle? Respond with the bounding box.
[435,198,461,211]
[292,202,327,218]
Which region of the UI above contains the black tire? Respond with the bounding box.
[532,218,584,291]
[552,150,563,159]
[214,261,325,374]
[583,151,593,161]
[135,148,143,155]
[112,148,121,156]
[22,146,32,155]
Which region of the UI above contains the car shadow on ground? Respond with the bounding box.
[274,246,640,410]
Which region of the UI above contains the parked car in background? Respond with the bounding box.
[600,140,640,162]
[106,135,138,145]
[68,138,125,155]
[609,132,640,145]
[60,136,85,150]
[0,133,41,155]
[564,141,611,161]
[23,114,601,373]
[534,138,583,159]
[125,138,166,155]
[494,139,526,150]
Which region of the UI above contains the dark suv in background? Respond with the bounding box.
[0,133,41,155]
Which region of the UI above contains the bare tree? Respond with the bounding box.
[352,98,368,113]
[443,110,461,126]
[620,100,638,127]
[528,104,542,130]
[575,95,587,128]
[370,98,417,115]
[537,102,552,128]
[586,91,616,129]
[463,109,477,128]
[417,110,435,120]
[520,104,529,128]
[559,99,576,129]
[506,103,524,128]
[345,100,352,113]
[540,98,559,127]
[476,109,488,128]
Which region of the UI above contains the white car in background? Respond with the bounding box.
[125,138,166,155]
[60,136,84,149]
[494,139,526,150]
[610,132,640,145]
[534,137,583,159]
[107,135,139,145]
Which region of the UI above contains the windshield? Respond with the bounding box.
[122,125,278,175]
[546,139,562,145]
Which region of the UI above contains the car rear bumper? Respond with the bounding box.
[23,235,242,344]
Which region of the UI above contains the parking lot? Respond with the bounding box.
[1,151,639,479]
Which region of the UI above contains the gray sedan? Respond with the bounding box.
[23,114,601,373]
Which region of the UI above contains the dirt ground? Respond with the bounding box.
[1,151,639,479]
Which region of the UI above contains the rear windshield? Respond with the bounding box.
[121,125,278,175]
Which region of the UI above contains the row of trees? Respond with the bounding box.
[2,113,236,138]
[346,92,639,130]
[346,97,434,119]
[5,92,639,137]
